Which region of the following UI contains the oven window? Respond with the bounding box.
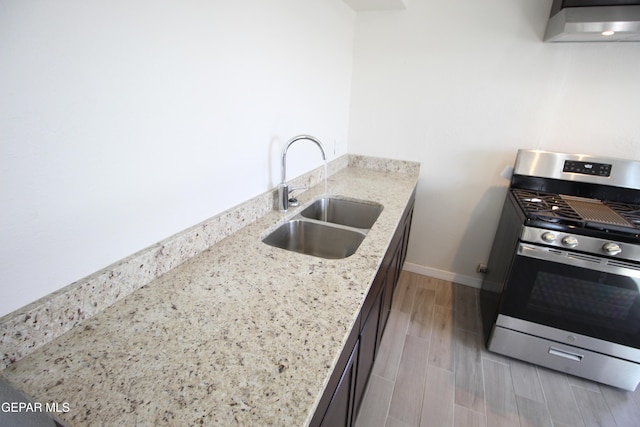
[530,271,637,322]
[501,254,640,347]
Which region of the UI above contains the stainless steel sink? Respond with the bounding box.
[300,197,383,229]
[262,220,365,259]
[262,196,384,259]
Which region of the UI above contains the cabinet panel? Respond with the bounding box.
[320,340,359,427]
[379,272,393,343]
[378,244,400,345]
[355,287,382,414]
[309,317,360,427]
[360,267,384,332]
[400,205,414,268]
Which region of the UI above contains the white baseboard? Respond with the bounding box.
[402,262,483,289]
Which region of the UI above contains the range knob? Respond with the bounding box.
[603,242,622,256]
[541,232,556,243]
[561,235,579,248]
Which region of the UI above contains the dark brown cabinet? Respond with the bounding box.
[320,340,359,427]
[310,190,415,427]
[379,243,400,346]
[354,280,382,413]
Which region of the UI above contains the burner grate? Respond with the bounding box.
[512,189,582,223]
[512,189,640,234]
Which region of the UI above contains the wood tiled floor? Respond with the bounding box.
[355,271,640,427]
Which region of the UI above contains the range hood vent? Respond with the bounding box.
[544,0,640,42]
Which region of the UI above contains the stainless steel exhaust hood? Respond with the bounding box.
[544,0,640,42]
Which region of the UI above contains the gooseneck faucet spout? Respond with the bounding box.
[279,134,327,212]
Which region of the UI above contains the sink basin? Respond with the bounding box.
[262,220,366,259]
[300,197,383,229]
[263,196,383,259]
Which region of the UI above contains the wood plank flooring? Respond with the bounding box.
[355,271,640,427]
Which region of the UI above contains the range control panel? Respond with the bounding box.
[563,160,612,177]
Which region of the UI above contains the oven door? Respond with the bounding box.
[499,243,640,351]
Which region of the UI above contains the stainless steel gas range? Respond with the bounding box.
[481,149,640,391]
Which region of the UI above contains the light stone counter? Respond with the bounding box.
[1,158,419,426]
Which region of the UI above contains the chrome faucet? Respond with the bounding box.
[278,134,327,212]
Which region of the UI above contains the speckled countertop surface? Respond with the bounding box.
[1,165,419,426]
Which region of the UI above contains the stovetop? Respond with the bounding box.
[512,189,640,237]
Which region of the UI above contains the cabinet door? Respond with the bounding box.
[320,340,359,427]
[400,205,414,268]
[391,241,403,294]
[379,211,410,345]
[379,272,393,342]
[355,288,381,414]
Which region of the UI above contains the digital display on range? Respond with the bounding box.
[563,160,612,177]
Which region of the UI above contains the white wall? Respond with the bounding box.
[0,0,355,316]
[348,0,640,285]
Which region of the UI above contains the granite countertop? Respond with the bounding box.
[1,163,419,426]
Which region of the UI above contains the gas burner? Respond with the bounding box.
[512,189,582,224]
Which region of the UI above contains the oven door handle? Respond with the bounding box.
[549,347,584,362]
[517,243,640,278]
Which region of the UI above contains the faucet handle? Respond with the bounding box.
[288,197,300,207]
[287,187,306,207]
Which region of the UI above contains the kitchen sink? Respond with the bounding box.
[300,197,383,229]
[262,196,383,259]
[262,220,366,259]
